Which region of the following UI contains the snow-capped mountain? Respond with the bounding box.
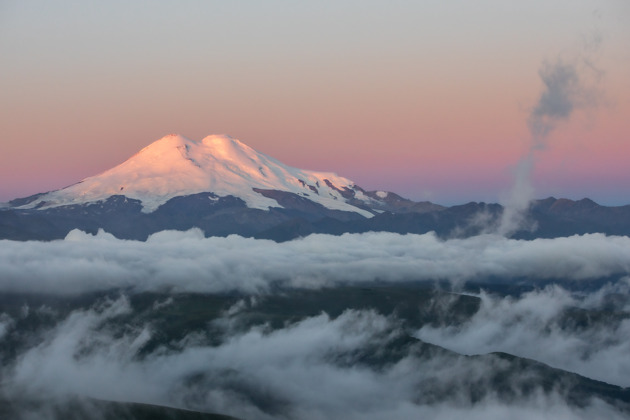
[2,133,445,240]
[3,134,629,242]
[14,134,378,217]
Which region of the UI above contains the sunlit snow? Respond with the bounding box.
[16,134,374,216]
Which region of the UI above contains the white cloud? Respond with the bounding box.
[0,229,629,294]
[2,229,629,418]
[416,282,630,387]
[2,296,627,420]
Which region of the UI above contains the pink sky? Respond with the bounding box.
[1,1,629,205]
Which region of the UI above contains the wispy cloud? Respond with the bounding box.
[2,294,628,420]
[416,282,630,387]
[498,36,605,236]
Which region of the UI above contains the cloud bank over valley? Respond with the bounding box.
[1,229,629,294]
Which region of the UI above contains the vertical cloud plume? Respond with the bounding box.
[498,35,603,236]
[527,60,582,145]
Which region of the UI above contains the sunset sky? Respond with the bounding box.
[1,1,628,205]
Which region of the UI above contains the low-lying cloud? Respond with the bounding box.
[416,283,630,387]
[1,229,629,294]
[2,229,629,418]
[1,295,628,420]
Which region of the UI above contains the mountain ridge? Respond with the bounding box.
[2,134,629,241]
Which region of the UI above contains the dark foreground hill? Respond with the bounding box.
[2,194,629,241]
[1,283,629,419]
[0,398,237,420]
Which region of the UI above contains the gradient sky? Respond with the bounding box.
[1,1,628,205]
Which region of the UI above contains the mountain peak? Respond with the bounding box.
[201,133,237,147]
[200,134,259,164]
[144,133,192,150]
[137,134,251,163]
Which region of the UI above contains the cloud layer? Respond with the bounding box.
[2,230,629,418]
[1,294,628,420]
[417,282,630,387]
[1,229,629,294]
